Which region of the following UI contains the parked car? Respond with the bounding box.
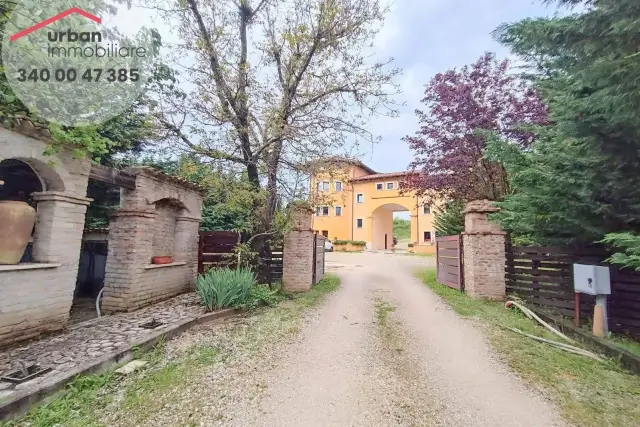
[325,240,333,252]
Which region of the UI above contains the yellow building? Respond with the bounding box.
[310,159,437,251]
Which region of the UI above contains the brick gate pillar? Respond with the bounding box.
[101,209,156,312]
[462,200,507,300]
[282,206,315,292]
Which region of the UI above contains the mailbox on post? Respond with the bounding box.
[573,264,611,337]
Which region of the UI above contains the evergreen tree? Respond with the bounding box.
[433,200,465,237]
[489,0,640,248]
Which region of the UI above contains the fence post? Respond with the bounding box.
[461,200,507,300]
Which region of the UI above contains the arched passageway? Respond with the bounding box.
[371,203,416,251]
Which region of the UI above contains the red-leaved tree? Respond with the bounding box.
[404,53,548,202]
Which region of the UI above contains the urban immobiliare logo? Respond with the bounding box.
[3,0,158,126]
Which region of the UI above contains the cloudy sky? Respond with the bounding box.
[363,0,562,173]
[118,0,563,173]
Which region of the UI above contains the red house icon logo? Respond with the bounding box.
[10,7,101,42]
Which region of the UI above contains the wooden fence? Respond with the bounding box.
[198,231,240,273]
[505,244,640,338]
[198,231,283,284]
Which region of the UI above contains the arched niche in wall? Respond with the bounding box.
[151,197,188,258]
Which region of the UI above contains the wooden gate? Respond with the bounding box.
[312,233,326,285]
[436,235,463,291]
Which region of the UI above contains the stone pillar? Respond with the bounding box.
[174,216,201,283]
[30,191,92,327]
[462,199,507,300]
[32,192,91,263]
[283,206,315,292]
[101,209,155,312]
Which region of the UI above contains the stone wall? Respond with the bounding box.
[461,200,506,300]
[101,170,203,312]
[282,207,316,292]
[0,127,91,346]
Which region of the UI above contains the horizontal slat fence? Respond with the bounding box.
[198,231,283,284]
[198,231,240,273]
[257,247,283,284]
[505,243,640,338]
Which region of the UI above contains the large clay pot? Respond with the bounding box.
[0,201,37,264]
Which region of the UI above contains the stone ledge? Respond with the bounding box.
[143,261,187,270]
[0,263,61,272]
[0,307,240,421]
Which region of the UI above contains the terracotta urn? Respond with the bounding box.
[152,256,173,265]
[0,201,37,265]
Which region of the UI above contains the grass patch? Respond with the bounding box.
[374,298,396,327]
[607,334,640,357]
[291,274,340,307]
[0,373,115,427]
[416,268,640,427]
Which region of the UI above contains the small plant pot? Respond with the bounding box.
[152,256,173,265]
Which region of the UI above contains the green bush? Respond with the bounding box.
[246,284,286,308]
[333,239,367,246]
[408,243,415,248]
[195,267,256,310]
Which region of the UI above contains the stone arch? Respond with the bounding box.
[148,193,191,214]
[371,203,414,251]
[0,133,71,191]
[0,157,65,193]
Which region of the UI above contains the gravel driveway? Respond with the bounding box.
[249,252,567,427]
[97,252,567,427]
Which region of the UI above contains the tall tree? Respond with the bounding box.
[0,0,170,160]
[489,0,640,247]
[148,0,399,233]
[403,53,547,203]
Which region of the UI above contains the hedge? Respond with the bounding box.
[333,240,367,247]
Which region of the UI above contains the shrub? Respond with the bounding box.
[196,267,256,310]
[333,239,367,246]
[246,284,286,308]
[408,243,415,248]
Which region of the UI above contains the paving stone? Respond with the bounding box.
[0,293,206,392]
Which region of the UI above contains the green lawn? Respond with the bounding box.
[415,268,640,427]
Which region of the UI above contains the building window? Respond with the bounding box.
[335,181,343,191]
[356,193,364,203]
[423,204,431,214]
[316,206,329,216]
[335,206,342,216]
[386,182,394,190]
[376,183,383,190]
[356,218,363,228]
[424,231,432,242]
[317,181,329,191]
